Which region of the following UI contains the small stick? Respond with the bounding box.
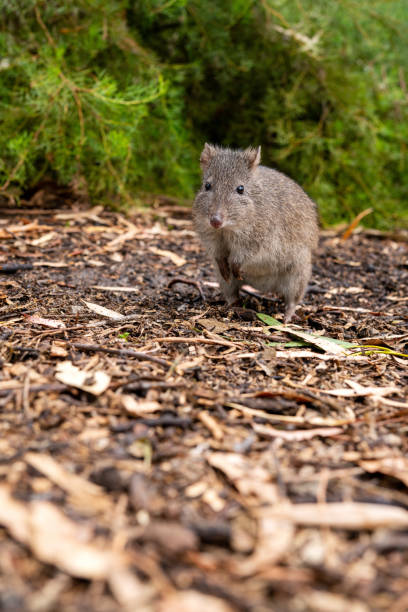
[240,286,278,303]
[198,411,224,440]
[71,343,169,367]
[0,383,67,396]
[168,277,205,301]
[9,346,39,356]
[121,381,185,392]
[0,263,33,273]
[153,336,239,349]
[340,207,373,241]
[111,416,192,432]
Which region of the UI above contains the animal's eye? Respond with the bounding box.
[236,185,244,195]
[205,182,212,191]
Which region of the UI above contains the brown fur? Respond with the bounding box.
[193,144,319,321]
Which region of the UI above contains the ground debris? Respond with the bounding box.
[0,206,407,610]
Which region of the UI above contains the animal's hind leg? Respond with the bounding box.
[218,276,242,306]
[282,260,311,323]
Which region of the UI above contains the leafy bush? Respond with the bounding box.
[0,0,407,227]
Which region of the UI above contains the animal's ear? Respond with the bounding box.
[243,146,261,170]
[200,143,217,170]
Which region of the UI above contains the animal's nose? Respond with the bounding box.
[210,213,223,229]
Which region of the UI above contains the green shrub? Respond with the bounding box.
[0,0,407,227]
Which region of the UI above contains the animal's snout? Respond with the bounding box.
[210,213,224,229]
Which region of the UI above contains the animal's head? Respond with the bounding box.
[194,144,261,231]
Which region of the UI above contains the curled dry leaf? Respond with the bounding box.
[121,394,162,415]
[360,456,408,487]
[27,315,66,329]
[55,361,111,395]
[25,452,111,514]
[197,317,231,334]
[185,481,207,498]
[0,485,125,580]
[174,356,203,375]
[234,516,294,576]
[50,341,68,357]
[0,485,153,608]
[208,452,278,505]
[82,300,125,320]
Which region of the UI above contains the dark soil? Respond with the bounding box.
[0,203,407,611]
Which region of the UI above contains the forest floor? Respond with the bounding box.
[0,201,407,612]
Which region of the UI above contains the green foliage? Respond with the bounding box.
[0,0,407,227]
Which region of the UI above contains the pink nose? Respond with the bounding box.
[210,213,223,229]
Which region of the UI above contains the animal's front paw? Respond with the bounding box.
[216,256,231,281]
[222,297,241,310]
[231,262,243,281]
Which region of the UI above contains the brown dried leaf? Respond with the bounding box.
[27,315,66,329]
[234,517,294,575]
[82,300,125,320]
[25,452,111,514]
[208,452,278,505]
[121,394,162,415]
[50,341,68,357]
[55,361,111,395]
[0,484,116,579]
[360,456,408,487]
[197,318,230,333]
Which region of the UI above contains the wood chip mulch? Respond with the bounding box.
[0,203,407,611]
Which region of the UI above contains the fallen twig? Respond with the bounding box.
[71,343,169,367]
[340,207,373,241]
[0,382,67,395]
[168,277,205,301]
[0,262,33,273]
[111,416,192,431]
[153,336,239,349]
